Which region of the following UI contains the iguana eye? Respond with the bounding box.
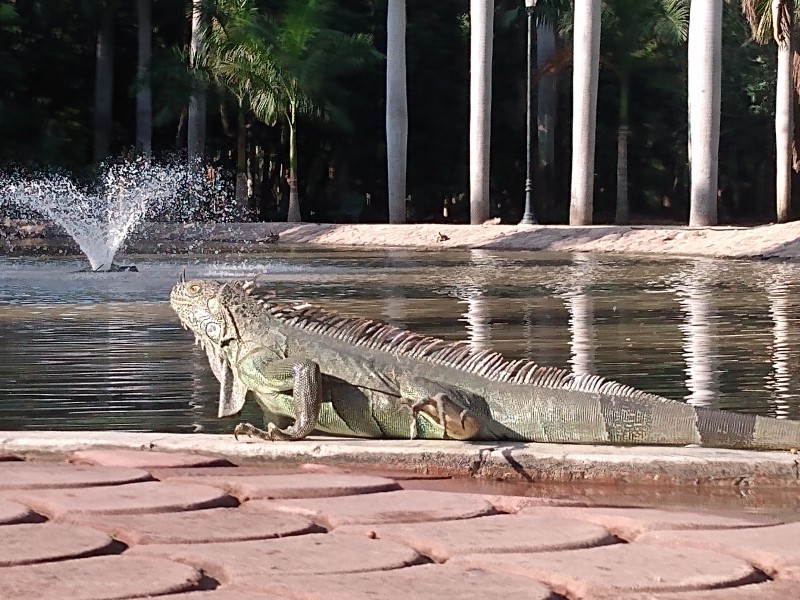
[205,322,221,340]
[188,284,201,294]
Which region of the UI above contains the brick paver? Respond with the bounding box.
[0,522,116,566]
[605,580,800,599]
[164,473,401,500]
[521,506,779,540]
[69,449,235,469]
[267,564,555,600]
[0,499,38,525]
[127,534,422,585]
[636,522,800,580]
[4,481,238,518]
[451,543,759,598]
[0,462,151,489]
[0,454,796,600]
[0,554,203,600]
[334,513,616,562]
[60,507,318,545]
[243,489,495,528]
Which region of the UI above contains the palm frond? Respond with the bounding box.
[742,0,775,45]
[655,0,688,43]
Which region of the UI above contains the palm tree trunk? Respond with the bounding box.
[188,0,206,164]
[775,4,793,223]
[135,0,152,157]
[386,0,408,224]
[93,0,115,163]
[235,104,249,219]
[469,0,493,224]
[615,72,630,225]
[287,102,302,222]
[569,0,601,226]
[536,18,557,216]
[688,0,722,226]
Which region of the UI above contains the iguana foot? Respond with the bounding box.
[233,421,310,442]
[408,393,450,439]
[234,422,270,441]
[407,393,481,441]
[233,421,283,441]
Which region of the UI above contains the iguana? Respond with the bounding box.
[170,276,800,450]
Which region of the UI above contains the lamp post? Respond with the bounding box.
[519,0,538,225]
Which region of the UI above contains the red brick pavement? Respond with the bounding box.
[0,449,797,600]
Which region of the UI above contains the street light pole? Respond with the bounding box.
[519,0,538,225]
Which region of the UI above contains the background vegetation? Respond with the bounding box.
[0,0,792,224]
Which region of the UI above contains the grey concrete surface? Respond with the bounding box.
[2,431,798,487]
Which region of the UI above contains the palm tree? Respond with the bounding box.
[188,0,207,164]
[742,0,794,223]
[93,0,115,163]
[203,0,379,222]
[569,0,601,225]
[136,0,152,157]
[202,0,278,215]
[533,0,571,220]
[386,0,407,224]
[265,0,380,222]
[687,0,723,226]
[536,17,557,212]
[469,0,493,224]
[601,0,688,224]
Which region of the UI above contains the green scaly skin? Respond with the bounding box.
[170,278,800,450]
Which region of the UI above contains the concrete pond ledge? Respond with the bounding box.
[1,431,798,487]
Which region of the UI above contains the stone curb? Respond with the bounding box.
[1,431,798,487]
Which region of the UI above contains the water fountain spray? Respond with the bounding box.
[0,159,192,271]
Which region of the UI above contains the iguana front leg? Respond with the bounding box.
[233,352,323,441]
[398,377,482,441]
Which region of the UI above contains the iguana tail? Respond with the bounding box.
[495,389,800,450]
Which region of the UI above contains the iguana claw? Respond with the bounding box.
[233,422,275,441]
[407,393,452,440]
[404,393,481,441]
[233,421,300,442]
[233,422,252,440]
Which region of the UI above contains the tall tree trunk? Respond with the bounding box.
[536,18,557,217]
[235,104,249,219]
[569,0,601,226]
[469,0,493,224]
[93,0,115,163]
[615,72,630,224]
[386,0,408,224]
[688,0,722,226]
[774,0,793,223]
[287,102,302,222]
[135,0,152,157]
[188,0,206,164]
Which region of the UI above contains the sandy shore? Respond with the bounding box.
[139,221,800,260]
[4,220,800,260]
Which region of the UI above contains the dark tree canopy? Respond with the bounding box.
[0,0,792,223]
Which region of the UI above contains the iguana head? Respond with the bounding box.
[171,277,253,418]
[170,277,240,349]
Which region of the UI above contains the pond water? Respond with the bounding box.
[0,249,798,434]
